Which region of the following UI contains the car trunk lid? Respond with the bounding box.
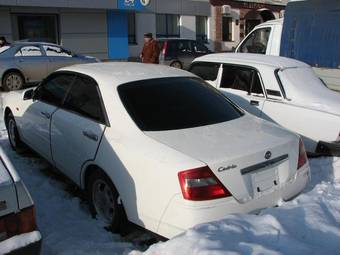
[145,115,299,202]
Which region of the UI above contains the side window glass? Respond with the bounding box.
[63,76,105,123]
[177,41,192,53]
[35,74,74,106]
[43,45,72,57]
[239,28,271,54]
[221,66,252,93]
[194,42,208,53]
[221,65,264,96]
[15,46,42,57]
[251,73,264,96]
[189,62,220,82]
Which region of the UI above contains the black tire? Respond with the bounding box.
[170,61,183,69]
[6,112,25,151]
[2,71,24,91]
[87,170,125,233]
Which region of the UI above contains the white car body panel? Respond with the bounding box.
[3,62,310,238]
[192,53,340,153]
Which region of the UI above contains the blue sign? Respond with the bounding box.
[117,0,148,10]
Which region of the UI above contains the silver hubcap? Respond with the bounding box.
[171,62,182,69]
[8,119,17,148]
[5,74,22,90]
[92,179,115,224]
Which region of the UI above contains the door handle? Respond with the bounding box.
[40,111,51,119]
[82,131,98,142]
[250,100,259,106]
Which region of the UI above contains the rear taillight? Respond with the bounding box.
[0,206,37,241]
[178,166,231,201]
[297,139,308,170]
[162,41,168,56]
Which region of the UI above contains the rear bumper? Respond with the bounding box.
[157,164,310,239]
[2,231,42,255]
[315,141,340,157]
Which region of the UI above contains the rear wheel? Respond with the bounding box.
[170,61,183,69]
[87,170,125,233]
[6,113,24,151]
[2,71,24,91]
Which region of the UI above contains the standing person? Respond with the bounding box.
[140,33,160,64]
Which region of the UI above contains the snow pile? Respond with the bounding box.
[0,231,41,254]
[132,158,340,255]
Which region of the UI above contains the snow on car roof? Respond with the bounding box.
[194,53,309,69]
[59,62,196,86]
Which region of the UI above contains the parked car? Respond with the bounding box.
[190,53,340,156]
[158,39,212,70]
[0,146,41,254]
[0,42,99,91]
[3,62,310,239]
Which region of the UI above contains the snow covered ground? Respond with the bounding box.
[0,94,339,255]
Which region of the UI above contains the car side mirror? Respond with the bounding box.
[23,89,34,100]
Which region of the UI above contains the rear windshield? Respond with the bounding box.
[118,77,243,131]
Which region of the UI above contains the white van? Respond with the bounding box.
[235,19,340,92]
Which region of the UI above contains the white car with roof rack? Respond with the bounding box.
[0,146,41,254]
[3,62,309,238]
[190,53,340,157]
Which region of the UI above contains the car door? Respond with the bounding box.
[218,64,266,117]
[42,45,79,74]
[14,45,48,82]
[50,74,107,183]
[19,73,74,162]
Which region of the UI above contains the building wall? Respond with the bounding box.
[180,15,196,40]
[60,9,108,59]
[0,7,12,41]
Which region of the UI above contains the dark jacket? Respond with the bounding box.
[141,39,160,64]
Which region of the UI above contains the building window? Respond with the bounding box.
[196,16,208,43]
[128,12,136,44]
[156,14,180,38]
[15,14,59,43]
[222,16,233,42]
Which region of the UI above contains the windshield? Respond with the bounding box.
[118,77,243,131]
[0,45,11,55]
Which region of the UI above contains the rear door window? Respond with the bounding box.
[43,45,72,57]
[221,65,264,96]
[63,75,106,123]
[189,62,220,82]
[118,77,243,131]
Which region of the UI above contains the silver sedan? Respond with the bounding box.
[0,42,99,91]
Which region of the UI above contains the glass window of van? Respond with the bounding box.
[239,28,271,54]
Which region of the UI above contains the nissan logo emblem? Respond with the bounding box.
[265,151,272,160]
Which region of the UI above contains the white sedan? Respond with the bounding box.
[3,62,310,239]
[190,53,340,156]
[0,146,41,254]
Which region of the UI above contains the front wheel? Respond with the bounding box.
[170,61,183,69]
[2,72,24,91]
[87,170,125,233]
[6,113,24,151]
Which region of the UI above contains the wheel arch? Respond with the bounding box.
[4,107,13,127]
[2,68,26,84]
